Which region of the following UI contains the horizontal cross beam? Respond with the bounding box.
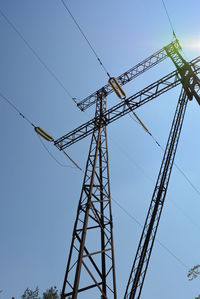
[77,38,181,111]
[54,56,200,150]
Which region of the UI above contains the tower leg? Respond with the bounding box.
[124,88,188,299]
[61,96,117,299]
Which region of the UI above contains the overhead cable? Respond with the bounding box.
[109,133,200,231]
[0,7,77,104]
[0,91,35,127]
[63,150,83,171]
[161,0,176,36]
[0,91,81,170]
[37,134,76,169]
[130,111,200,199]
[112,196,189,270]
[61,0,111,78]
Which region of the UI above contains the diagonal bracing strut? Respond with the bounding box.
[77,38,181,111]
[58,37,200,299]
[165,42,200,104]
[61,96,117,299]
[124,88,188,299]
[123,38,200,299]
[54,56,200,150]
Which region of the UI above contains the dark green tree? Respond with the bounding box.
[188,265,200,281]
[43,286,59,299]
[187,265,200,299]
[21,287,40,299]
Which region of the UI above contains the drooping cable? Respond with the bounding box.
[60,0,111,78]
[112,196,189,270]
[0,7,77,105]
[108,134,154,183]
[159,143,200,197]
[109,134,200,231]
[174,163,200,197]
[171,199,200,230]
[37,134,76,169]
[0,91,82,170]
[63,150,83,171]
[130,112,200,199]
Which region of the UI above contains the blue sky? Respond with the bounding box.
[1,0,200,298]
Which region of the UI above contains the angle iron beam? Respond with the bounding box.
[124,88,188,299]
[77,38,181,111]
[61,97,117,299]
[54,56,200,150]
[165,42,200,105]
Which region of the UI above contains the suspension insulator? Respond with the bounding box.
[108,77,126,99]
[35,127,53,142]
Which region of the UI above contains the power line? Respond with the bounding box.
[2,76,190,269]
[174,163,200,198]
[161,0,176,35]
[151,133,200,200]
[60,0,111,78]
[0,7,77,104]
[1,2,200,225]
[170,199,200,231]
[37,134,76,169]
[109,130,200,232]
[62,150,83,172]
[108,134,154,184]
[112,196,189,270]
[0,91,35,127]
[61,0,200,208]
[0,91,81,170]
[129,112,200,201]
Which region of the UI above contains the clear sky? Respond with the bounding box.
[1,0,200,298]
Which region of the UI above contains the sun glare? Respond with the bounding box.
[182,37,200,51]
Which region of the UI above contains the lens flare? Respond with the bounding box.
[182,36,200,51]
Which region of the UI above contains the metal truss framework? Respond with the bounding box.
[61,97,117,299]
[77,38,181,111]
[124,88,188,299]
[55,56,200,150]
[123,44,200,299]
[58,39,200,299]
[120,39,200,299]
[165,42,200,104]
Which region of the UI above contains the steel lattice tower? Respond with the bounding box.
[124,41,200,299]
[53,37,200,298]
[124,88,188,298]
[61,96,117,299]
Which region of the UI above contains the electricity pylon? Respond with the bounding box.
[124,41,200,299]
[54,38,200,298]
[77,38,181,111]
[124,88,188,298]
[60,96,117,299]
